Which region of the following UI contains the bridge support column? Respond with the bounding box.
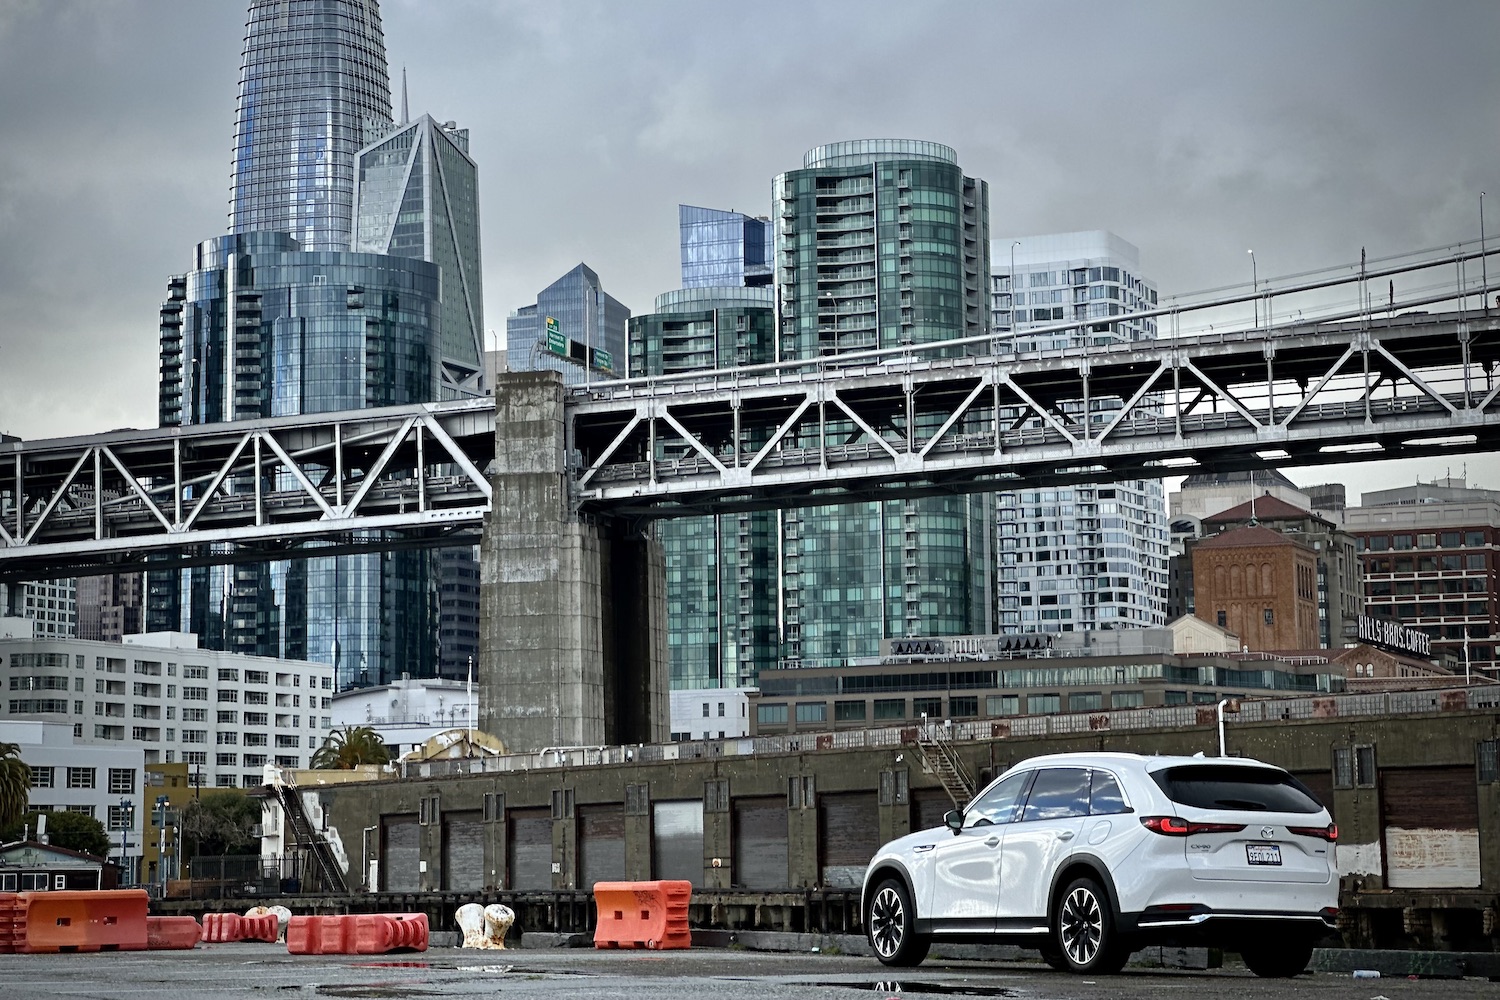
[479,371,668,753]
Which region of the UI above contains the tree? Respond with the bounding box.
[0,810,110,858]
[310,725,391,769]
[180,791,260,857]
[0,742,29,829]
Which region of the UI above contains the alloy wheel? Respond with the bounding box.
[869,885,906,958]
[1059,884,1104,966]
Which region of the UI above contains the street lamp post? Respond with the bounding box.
[118,798,133,887]
[1247,249,1258,328]
[1482,192,1488,315]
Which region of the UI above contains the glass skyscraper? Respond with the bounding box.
[679,205,772,289]
[354,115,485,397]
[506,264,629,385]
[628,285,779,690]
[151,0,479,689]
[230,0,393,252]
[773,140,995,667]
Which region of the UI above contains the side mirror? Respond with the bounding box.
[944,809,963,834]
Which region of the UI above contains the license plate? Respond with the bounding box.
[1247,843,1282,866]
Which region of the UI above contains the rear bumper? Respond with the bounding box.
[1121,905,1339,942]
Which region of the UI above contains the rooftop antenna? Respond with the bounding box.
[401,66,409,124]
[1248,492,1258,527]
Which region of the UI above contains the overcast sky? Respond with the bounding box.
[1,0,1497,500]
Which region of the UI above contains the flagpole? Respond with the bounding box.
[467,656,475,745]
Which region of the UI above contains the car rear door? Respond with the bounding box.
[1153,764,1334,885]
[994,766,1091,924]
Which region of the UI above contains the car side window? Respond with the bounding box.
[1019,767,1092,822]
[1088,769,1129,815]
[964,770,1031,828]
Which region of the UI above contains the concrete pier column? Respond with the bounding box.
[479,371,667,752]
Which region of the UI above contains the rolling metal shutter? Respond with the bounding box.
[819,792,879,888]
[381,815,419,892]
[507,808,553,890]
[651,800,703,886]
[442,810,485,892]
[913,788,953,833]
[1381,766,1480,888]
[732,796,787,890]
[578,804,626,890]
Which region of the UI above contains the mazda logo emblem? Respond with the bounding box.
[1260,826,1275,839]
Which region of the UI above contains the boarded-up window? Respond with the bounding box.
[578,804,626,890]
[1381,766,1480,889]
[381,815,419,892]
[732,796,787,890]
[442,810,484,892]
[507,808,552,890]
[819,792,879,888]
[651,800,703,886]
[913,788,952,833]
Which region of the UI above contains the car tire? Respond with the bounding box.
[1037,942,1069,971]
[1240,937,1314,978]
[1053,876,1127,975]
[867,877,930,967]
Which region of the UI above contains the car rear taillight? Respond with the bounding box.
[1140,815,1247,836]
[1288,822,1338,842]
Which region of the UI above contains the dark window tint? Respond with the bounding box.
[965,770,1031,827]
[1089,769,1128,815]
[1151,765,1323,814]
[1020,767,1091,821]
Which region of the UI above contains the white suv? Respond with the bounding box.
[862,751,1338,976]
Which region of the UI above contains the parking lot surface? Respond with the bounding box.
[0,945,1493,999]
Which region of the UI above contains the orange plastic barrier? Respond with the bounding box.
[146,915,202,950]
[286,913,429,955]
[3,889,148,953]
[592,880,692,950]
[202,911,278,943]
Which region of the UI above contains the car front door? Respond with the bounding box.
[924,769,1032,930]
[995,766,1091,926]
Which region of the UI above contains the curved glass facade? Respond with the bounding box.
[774,140,995,668]
[231,0,393,250]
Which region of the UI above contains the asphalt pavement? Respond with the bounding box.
[0,945,1493,999]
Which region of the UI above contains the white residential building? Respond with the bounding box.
[0,720,145,883]
[669,688,752,743]
[0,631,333,789]
[329,674,478,759]
[990,232,1169,632]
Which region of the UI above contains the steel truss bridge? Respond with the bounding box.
[3,239,1498,579]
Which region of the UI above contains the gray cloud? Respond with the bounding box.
[1,0,1496,497]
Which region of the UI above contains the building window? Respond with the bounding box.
[1069,693,1103,712]
[873,699,905,720]
[1479,740,1499,784]
[29,766,54,789]
[1216,610,1227,628]
[1110,691,1144,710]
[701,703,709,718]
[107,768,135,795]
[949,695,979,717]
[106,805,132,831]
[1354,744,1376,787]
[1264,608,1274,625]
[1027,693,1061,715]
[795,703,827,724]
[986,694,1020,716]
[834,700,866,722]
[757,704,788,726]
[65,767,95,789]
[912,697,942,719]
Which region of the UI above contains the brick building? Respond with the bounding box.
[1192,524,1319,650]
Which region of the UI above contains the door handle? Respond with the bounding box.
[1057,831,1075,841]
[985,837,1001,847]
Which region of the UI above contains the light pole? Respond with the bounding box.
[118,798,133,887]
[1482,192,1488,315]
[1247,249,1258,328]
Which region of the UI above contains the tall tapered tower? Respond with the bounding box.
[230,0,393,251]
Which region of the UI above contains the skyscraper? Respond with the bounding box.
[773,141,995,667]
[230,0,393,251]
[354,115,485,397]
[506,264,629,385]
[678,205,772,289]
[986,233,1169,634]
[151,0,477,688]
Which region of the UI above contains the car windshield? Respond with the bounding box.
[1150,764,1323,813]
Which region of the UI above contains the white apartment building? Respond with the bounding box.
[0,631,334,790]
[0,720,145,882]
[990,233,1168,632]
[330,674,478,759]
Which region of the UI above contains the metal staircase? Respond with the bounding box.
[912,727,978,808]
[271,779,349,894]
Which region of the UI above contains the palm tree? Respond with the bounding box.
[0,742,30,830]
[310,726,391,769]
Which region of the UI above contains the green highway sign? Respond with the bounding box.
[545,316,565,356]
[593,348,614,373]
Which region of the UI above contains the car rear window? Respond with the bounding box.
[1151,764,1323,813]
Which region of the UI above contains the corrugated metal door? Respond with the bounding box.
[651,800,703,886]
[819,791,879,888]
[913,788,953,833]
[442,810,484,892]
[578,804,626,889]
[507,808,553,890]
[1381,766,1480,888]
[732,796,787,890]
[381,815,419,892]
